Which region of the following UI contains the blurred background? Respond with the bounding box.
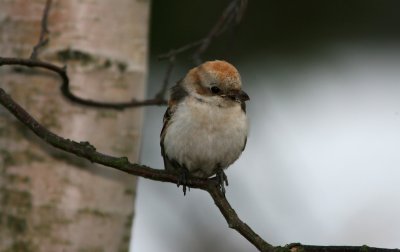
[131,1,400,251]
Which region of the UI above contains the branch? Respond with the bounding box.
[155,56,175,100]
[156,0,248,98]
[3,0,246,109]
[2,1,399,252]
[0,88,174,181]
[7,0,168,109]
[207,186,274,252]
[0,87,273,251]
[1,90,399,252]
[192,0,248,64]
[158,0,247,64]
[288,244,399,252]
[30,0,52,60]
[0,57,167,109]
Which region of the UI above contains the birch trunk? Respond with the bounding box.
[0,0,149,251]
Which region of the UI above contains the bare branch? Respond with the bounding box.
[156,0,248,100]
[30,0,52,60]
[158,0,247,63]
[155,56,175,100]
[0,87,272,251]
[207,186,274,252]
[10,0,246,109]
[3,1,400,251]
[0,57,167,109]
[24,0,168,109]
[1,88,399,252]
[192,0,247,64]
[288,244,399,252]
[157,40,204,61]
[0,87,202,184]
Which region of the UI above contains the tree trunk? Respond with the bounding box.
[0,0,149,251]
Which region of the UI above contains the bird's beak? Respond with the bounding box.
[227,90,250,102]
[238,90,250,102]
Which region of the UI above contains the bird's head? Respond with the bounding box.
[182,60,249,107]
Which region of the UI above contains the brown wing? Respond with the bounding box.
[160,81,188,170]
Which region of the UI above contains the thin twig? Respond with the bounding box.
[30,0,52,59]
[156,0,248,99]
[0,57,167,109]
[155,56,175,100]
[158,40,204,60]
[158,0,246,62]
[154,0,247,100]
[192,0,242,64]
[158,0,247,63]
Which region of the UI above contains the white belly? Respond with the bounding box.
[163,97,248,178]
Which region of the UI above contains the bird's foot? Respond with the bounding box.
[177,169,190,196]
[216,169,229,195]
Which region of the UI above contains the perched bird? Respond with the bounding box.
[160,60,249,195]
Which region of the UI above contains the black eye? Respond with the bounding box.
[210,86,221,94]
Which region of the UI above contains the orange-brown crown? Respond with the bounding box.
[185,60,242,91]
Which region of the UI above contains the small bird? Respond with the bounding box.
[160,60,249,195]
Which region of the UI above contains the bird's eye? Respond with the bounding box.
[210,86,221,94]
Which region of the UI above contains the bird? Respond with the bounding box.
[160,60,249,195]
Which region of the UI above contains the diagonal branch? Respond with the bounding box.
[3,1,400,252]
[0,87,181,182]
[207,185,274,252]
[155,56,175,100]
[2,89,399,252]
[192,0,248,64]
[156,0,248,99]
[158,0,247,64]
[0,87,273,251]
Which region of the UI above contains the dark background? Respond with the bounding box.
[151,0,400,58]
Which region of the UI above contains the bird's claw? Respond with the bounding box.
[216,169,229,195]
[177,170,190,196]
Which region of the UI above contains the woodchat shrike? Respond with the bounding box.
[160,60,249,195]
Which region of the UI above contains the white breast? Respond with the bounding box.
[163,97,248,178]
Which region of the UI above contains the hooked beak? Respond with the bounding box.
[226,90,250,102]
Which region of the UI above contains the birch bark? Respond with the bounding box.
[0,0,149,251]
